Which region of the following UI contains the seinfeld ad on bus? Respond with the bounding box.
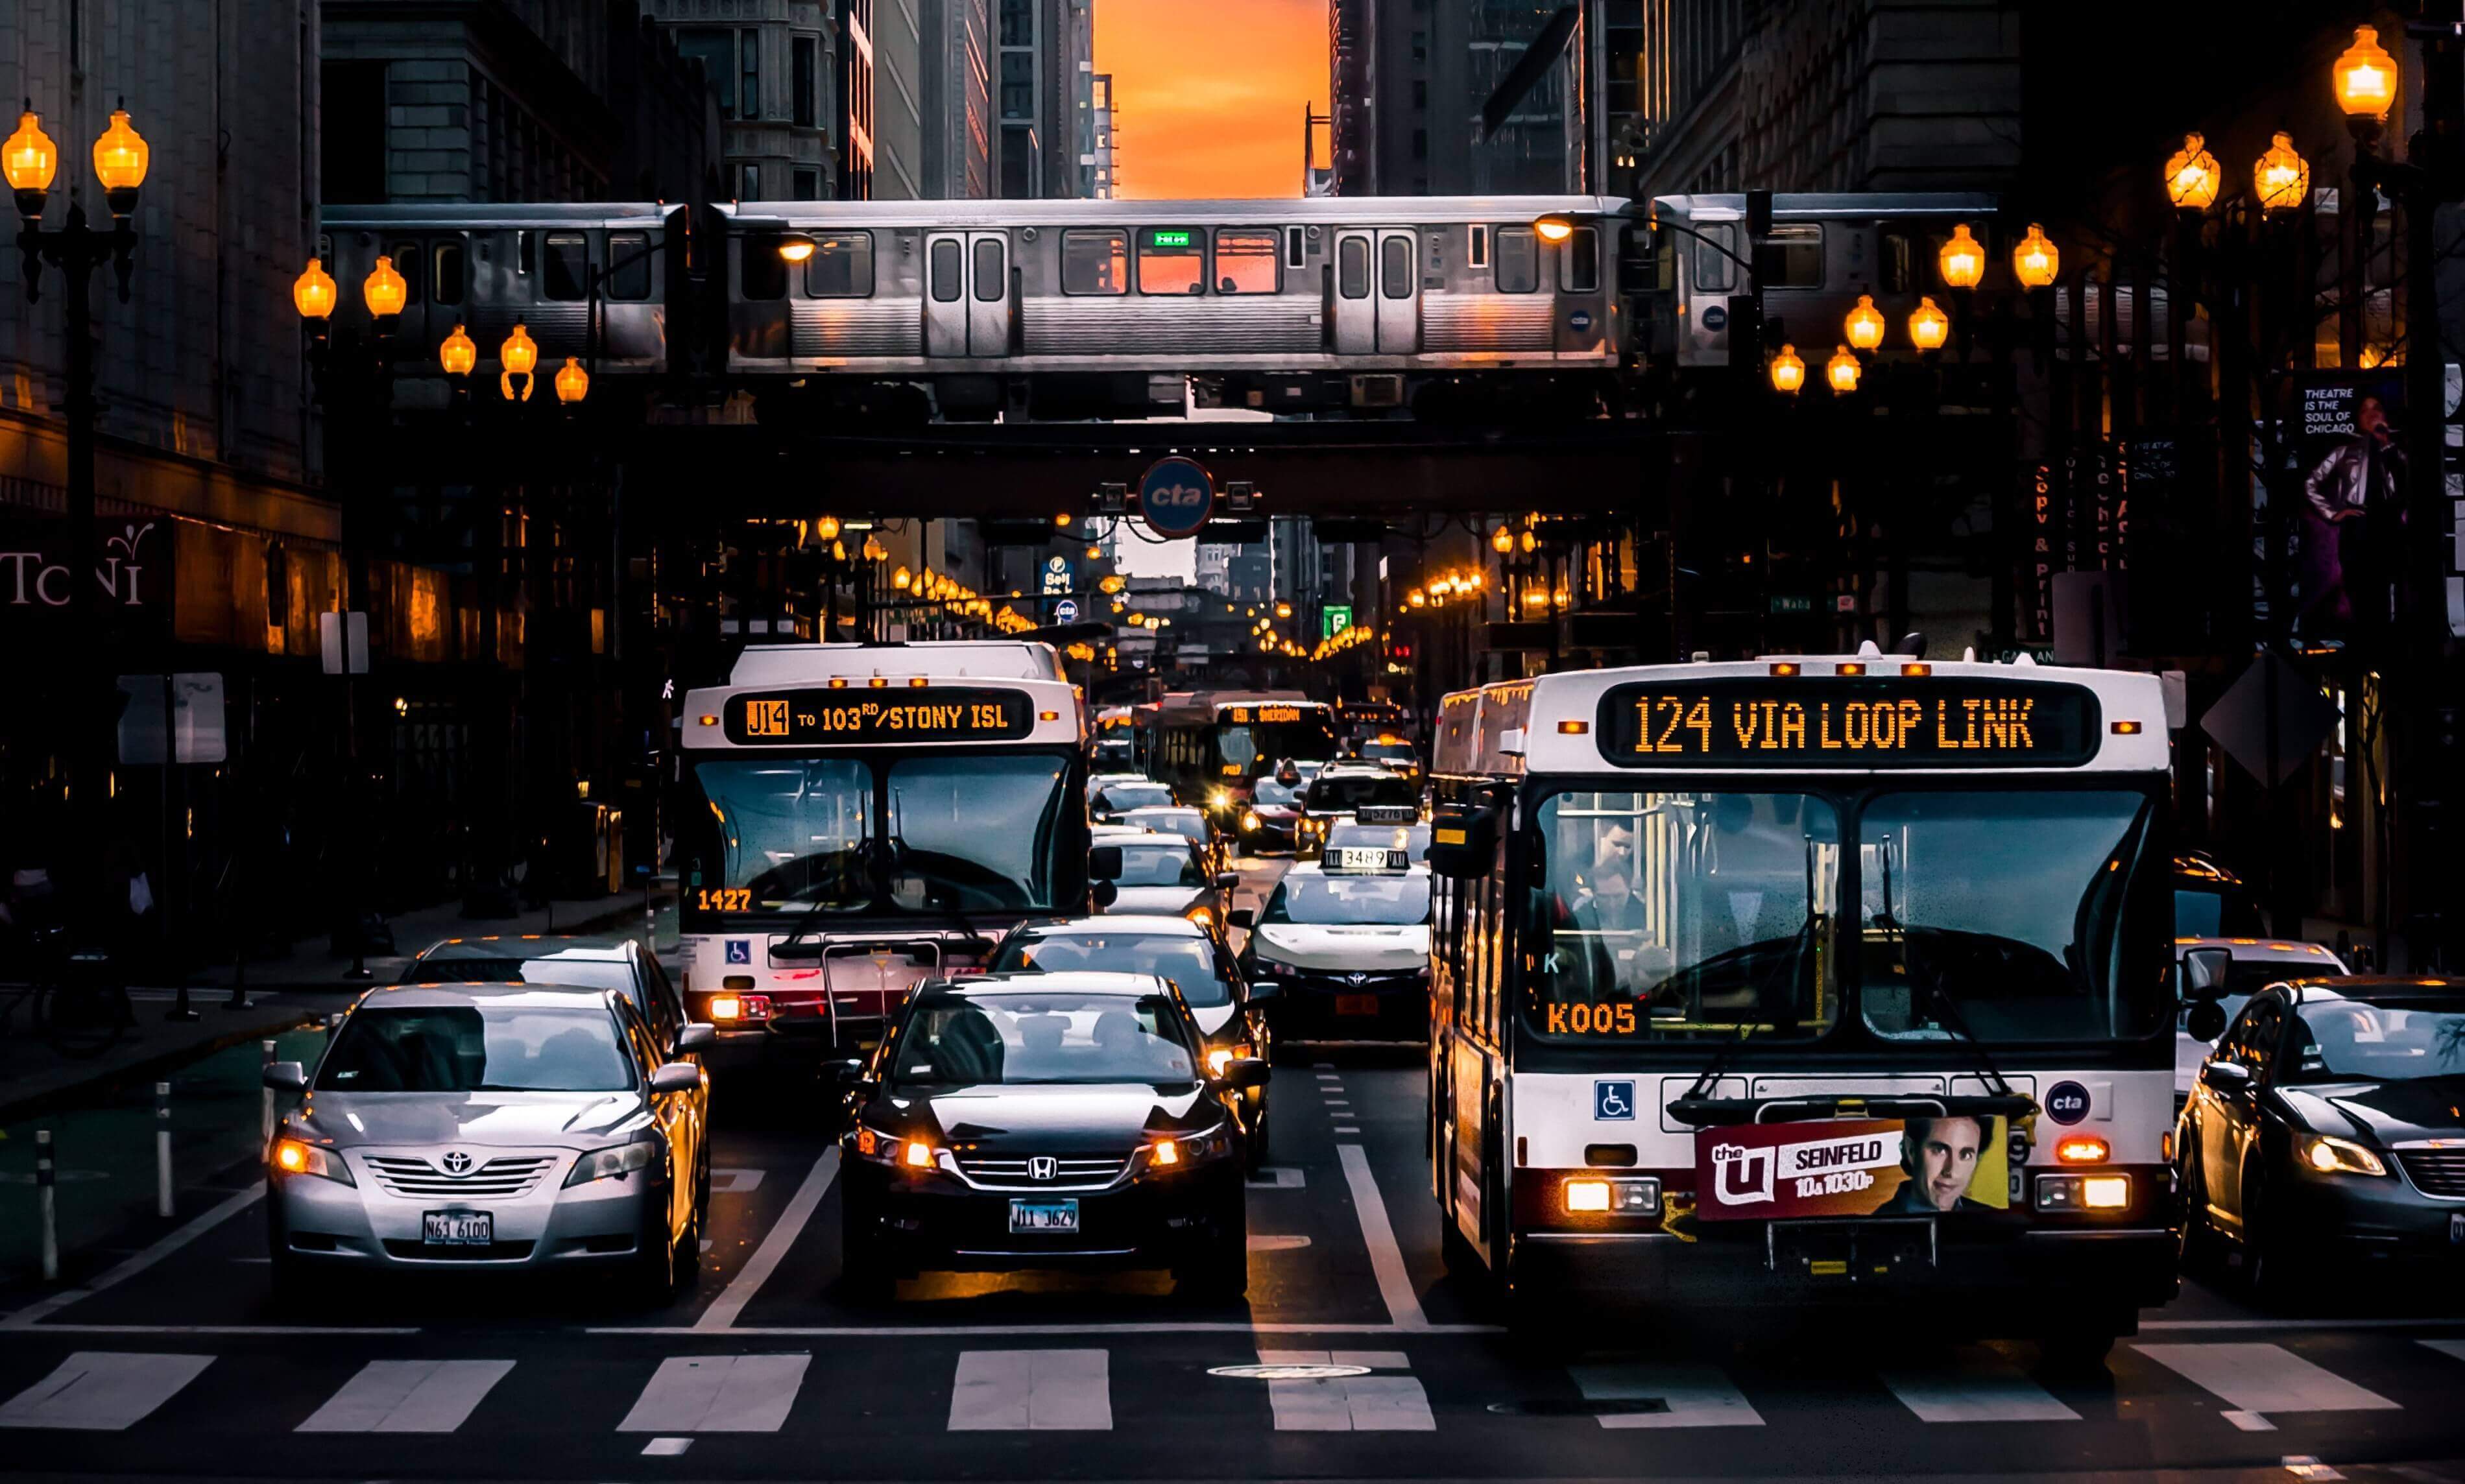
[1696,1116,2010,1219]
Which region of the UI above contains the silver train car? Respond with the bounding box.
[1635,192,2001,369]
[316,203,686,377]
[714,197,1625,416]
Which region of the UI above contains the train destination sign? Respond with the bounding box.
[1595,678,2100,769]
[723,687,1035,745]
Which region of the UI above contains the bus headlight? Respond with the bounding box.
[2035,1173,2132,1211]
[1563,1175,1658,1215]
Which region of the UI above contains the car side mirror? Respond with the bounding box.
[262,1061,308,1093]
[1214,872,1239,890]
[2180,946,2233,998]
[1425,801,1498,880]
[677,1023,716,1051]
[1089,844,1124,881]
[649,1062,701,1094]
[1092,880,1119,909]
[2199,1059,2252,1091]
[1225,907,1254,929]
[2184,999,2229,1042]
[1221,1058,1271,1090]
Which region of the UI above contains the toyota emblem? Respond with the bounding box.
[1347,972,1371,986]
[440,1151,473,1176]
[1028,1156,1058,1182]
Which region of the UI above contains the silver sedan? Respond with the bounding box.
[262,983,712,1305]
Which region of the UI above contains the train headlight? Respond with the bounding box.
[1532,214,1574,243]
[778,233,817,263]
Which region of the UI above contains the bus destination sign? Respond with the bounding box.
[1595,678,2100,769]
[723,687,1035,745]
[1227,704,1310,724]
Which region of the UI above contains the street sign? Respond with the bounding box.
[1137,456,1215,539]
[2201,650,2338,786]
[1040,554,1074,595]
[1323,605,1353,640]
[1052,598,1079,624]
[1769,594,1812,614]
[319,610,368,675]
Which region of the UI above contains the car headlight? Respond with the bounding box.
[1240,812,1260,832]
[271,1138,355,1187]
[1209,787,1232,809]
[563,1140,660,1188]
[2303,1134,2388,1177]
[1146,1123,1234,1171]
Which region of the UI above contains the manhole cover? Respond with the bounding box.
[1208,1363,1373,1381]
[1486,1398,1672,1417]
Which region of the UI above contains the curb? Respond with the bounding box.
[0,1010,320,1127]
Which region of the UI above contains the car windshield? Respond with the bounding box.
[1307,773,1417,811]
[2288,998,2465,1081]
[1112,841,1207,888]
[1860,791,2162,1043]
[1325,822,1430,859]
[1128,810,1206,843]
[1253,778,1301,806]
[1263,872,1430,926]
[1361,743,1414,764]
[987,933,1232,1007]
[317,1005,634,1092]
[1527,790,1837,1043]
[1097,784,1175,813]
[889,988,1199,1085]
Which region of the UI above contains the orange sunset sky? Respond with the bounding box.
[1096,0,1327,198]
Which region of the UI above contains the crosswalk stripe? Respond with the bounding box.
[617,1355,810,1432]
[1880,1364,2079,1423]
[1266,1375,1434,1430]
[296,1359,514,1433]
[948,1349,1111,1431]
[0,1352,215,1431]
[1570,1363,1765,1430]
[2133,1344,2401,1416]
[1257,1348,1410,1369]
[2422,1339,2465,1365]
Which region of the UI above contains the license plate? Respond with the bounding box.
[1335,994,1378,1016]
[422,1210,493,1246]
[1009,1199,1079,1234]
[1329,848,1408,871]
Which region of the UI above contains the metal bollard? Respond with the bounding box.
[260,1039,277,1143]
[36,1128,58,1283]
[156,1082,174,1219]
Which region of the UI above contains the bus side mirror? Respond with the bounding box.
[1225,907,1254,929]
[2180,946,2232,999]
[1424,803,1497,880]
[1089,845,1123,881]
[2185,999,2229,1042]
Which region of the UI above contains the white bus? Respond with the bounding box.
[1425,649,2179,1361]
[675,641,1093,1070]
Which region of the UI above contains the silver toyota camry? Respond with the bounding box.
[262,983,712,1304]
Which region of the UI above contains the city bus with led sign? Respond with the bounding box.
[1422,648,2178,1358]
[1144,691,1340,824]
[677,642,1094,1075]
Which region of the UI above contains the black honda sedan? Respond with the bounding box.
[837,971,1267,1298]
[2180,975,2465,1295]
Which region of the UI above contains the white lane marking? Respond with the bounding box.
[2422,1339,2465,1364]
[1,1182,266,1329]
[2141,1317,2465,1332]
[619,1355,810,1432]
[710,1167,767,1194]
[948,1349,1111,1431]
[1334,1127,1361,1134]
[2224,1411,2278,1431]
[1572,1363,1766,1430]
[1248,1234,1312,1252]
[2134,1344,2401,1416]
[2285,1456,2346,1480]
[1266,1375,1434,1430]
[641,1437,692,1455]
[0,1352,215,1430]
[590,1321,1504,1337]
[1336,1143,1426,1332]
[694,1151,837,1332]
[1880,1363,2079,1423]
[296,1359,514,1433]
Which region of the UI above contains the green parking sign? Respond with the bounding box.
[1323,606,1353,640]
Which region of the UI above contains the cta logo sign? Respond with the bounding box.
[1137,455,1215,539]
[2043,1081,2091,1125]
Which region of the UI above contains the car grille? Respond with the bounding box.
[363,1154,557,1199]
[2398,1149,2465,1197]
[954,1155,1129,1190]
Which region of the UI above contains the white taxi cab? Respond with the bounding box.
[1232,855,1431,1044]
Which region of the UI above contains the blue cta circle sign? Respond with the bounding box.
[1138,456,1215,539]
[1701,304,1729,331]
[2044,1081,2091,1125]
[1052,598,1079,624]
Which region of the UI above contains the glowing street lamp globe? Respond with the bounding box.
[2255,131,2311,213]
[1768,343,1806,394]
[1938,224,1984,290]
[2335,26,2398,120]
[2162,132,2220,212]
[1908,296,1950,353]
[2012,224,2060,290]
[1844,294,1886,352]
[1825,344,1862,394]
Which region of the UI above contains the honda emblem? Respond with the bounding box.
[1029,1156,1058,1182]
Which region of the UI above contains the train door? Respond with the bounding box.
[925,231,1011,357]
[1334,230,1419,354]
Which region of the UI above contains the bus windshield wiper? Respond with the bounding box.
[1874,837,2017,1102]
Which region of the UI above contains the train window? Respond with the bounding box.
[1753,224,1823,288]
[1214,229,1280,293]
[542,233,590,300]
[1380,235,1412,298]
[1338,236,1369,299]
[1494,226,1539,293]
[972,237,1006,302]
[1137,228,1205,295]
[606,232,653,300]
[1285,226,1305,269]
[1692,223,1734,293]
[929,238,963,302]
[1564,226,1599,293]
[804,232,874,297]
[431,241,466,305]
[1470,224,1489,267]
[387,242,424,305]
[1061,230,1128,294]
[1879,229,1914,294]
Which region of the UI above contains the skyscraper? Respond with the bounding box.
[995,0,1097,198]
[643,0,840,200]
[1330,0,1587,196]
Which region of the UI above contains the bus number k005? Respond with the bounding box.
[1544,1001,1637,1035]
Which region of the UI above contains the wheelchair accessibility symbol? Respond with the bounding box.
[1594,1079,1636,1121]
[725,940,752,965]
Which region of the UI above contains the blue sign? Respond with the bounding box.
[1569,309,1593,333]
[2043,1081,2091,1125]
[1593,1079,1636,1121]
[1041,554,1074,595]
[1701,304,1729,331]
[725,940,751,965]
[1052,598,1079,624]
[1138,456,1215,539]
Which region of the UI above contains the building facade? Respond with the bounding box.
[917,0,994,197]
[994,0,1094,198]
[643,0,838,200]
[1330,0,1585,196]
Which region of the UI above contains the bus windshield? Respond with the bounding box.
[1526,791,1837,1043]
[1221,715,1338,770]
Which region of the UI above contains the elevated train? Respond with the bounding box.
[317,192,2030,418]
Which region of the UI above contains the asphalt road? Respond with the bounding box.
[1,858,2460,1481]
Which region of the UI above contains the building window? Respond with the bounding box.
[677,30,735,117]
[1412,79,1426,109]
[741,28,761,118]
[999,0,1033,46]
[1411,30,1426,61]
[740,162,761,200]
[1000,52,1033,120]
[793,35,818,128]
[1411,128,1426,160]
[1213,229,1279,293]
[1494,226,1539,293]
[1061,229,1128,294]
[1136,228,1204,295]
[793,168,820,200]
